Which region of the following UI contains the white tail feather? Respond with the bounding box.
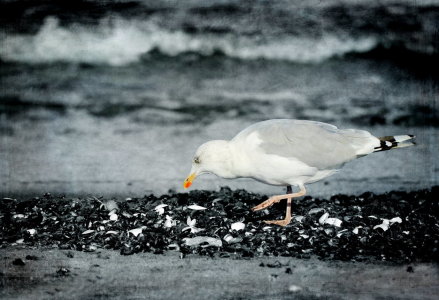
[393,135,415,143]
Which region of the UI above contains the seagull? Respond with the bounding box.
[183,119,415,226]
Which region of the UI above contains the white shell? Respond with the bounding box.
[188,204,207,210]
[223,234,243,244]
[390,217,402,224]
[104,200,119,212]
[308,208,324,215]
[184,236,222,247]
[128,227,145,237]
[373,217,402,231]
[352,226,362,234]
[231,222,245,231]
[336,229,348,237]
[373,219,390,231]
[319,213,342,227]
[289,285,302,292]
[318,212,329,225]
[164,215,176,228]
[325,217,342,227]
[27,229,36,235]
[154,204,168,215]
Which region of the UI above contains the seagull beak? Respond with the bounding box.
[183,173,196,189]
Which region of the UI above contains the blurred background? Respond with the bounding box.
[0,0,438,198]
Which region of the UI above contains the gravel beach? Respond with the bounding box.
[2,187,438,262]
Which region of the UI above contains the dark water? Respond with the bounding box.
[0,0,438,197]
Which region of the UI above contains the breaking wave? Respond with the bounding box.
[0,17,379,66]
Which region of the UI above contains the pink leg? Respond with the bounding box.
[252,185,306,227]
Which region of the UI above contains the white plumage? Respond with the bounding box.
[184,119,415,226]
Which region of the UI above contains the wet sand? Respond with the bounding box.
[1,248,438,300]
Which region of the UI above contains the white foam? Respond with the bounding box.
[1,17,159,66]
[0,17,378,66]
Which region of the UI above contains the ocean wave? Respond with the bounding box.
[0,17,379,66]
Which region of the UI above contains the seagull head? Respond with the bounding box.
[183,140,234,189]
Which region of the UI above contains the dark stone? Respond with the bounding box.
[25,255,38,260]
[12,258,25,266]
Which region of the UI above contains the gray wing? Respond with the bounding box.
[243,120,377,170]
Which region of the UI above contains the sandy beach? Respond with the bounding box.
[2,248,438,300]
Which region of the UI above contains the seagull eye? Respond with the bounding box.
[194,157,201,164]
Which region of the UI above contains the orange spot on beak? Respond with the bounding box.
[183,173,196,189]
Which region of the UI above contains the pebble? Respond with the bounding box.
[12,258,26,266]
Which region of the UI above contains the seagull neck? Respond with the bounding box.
[227,142,251,178]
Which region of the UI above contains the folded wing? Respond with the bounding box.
[247,120,378,170]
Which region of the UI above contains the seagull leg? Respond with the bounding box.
[251,193,291,211]
[252,185,306,227]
